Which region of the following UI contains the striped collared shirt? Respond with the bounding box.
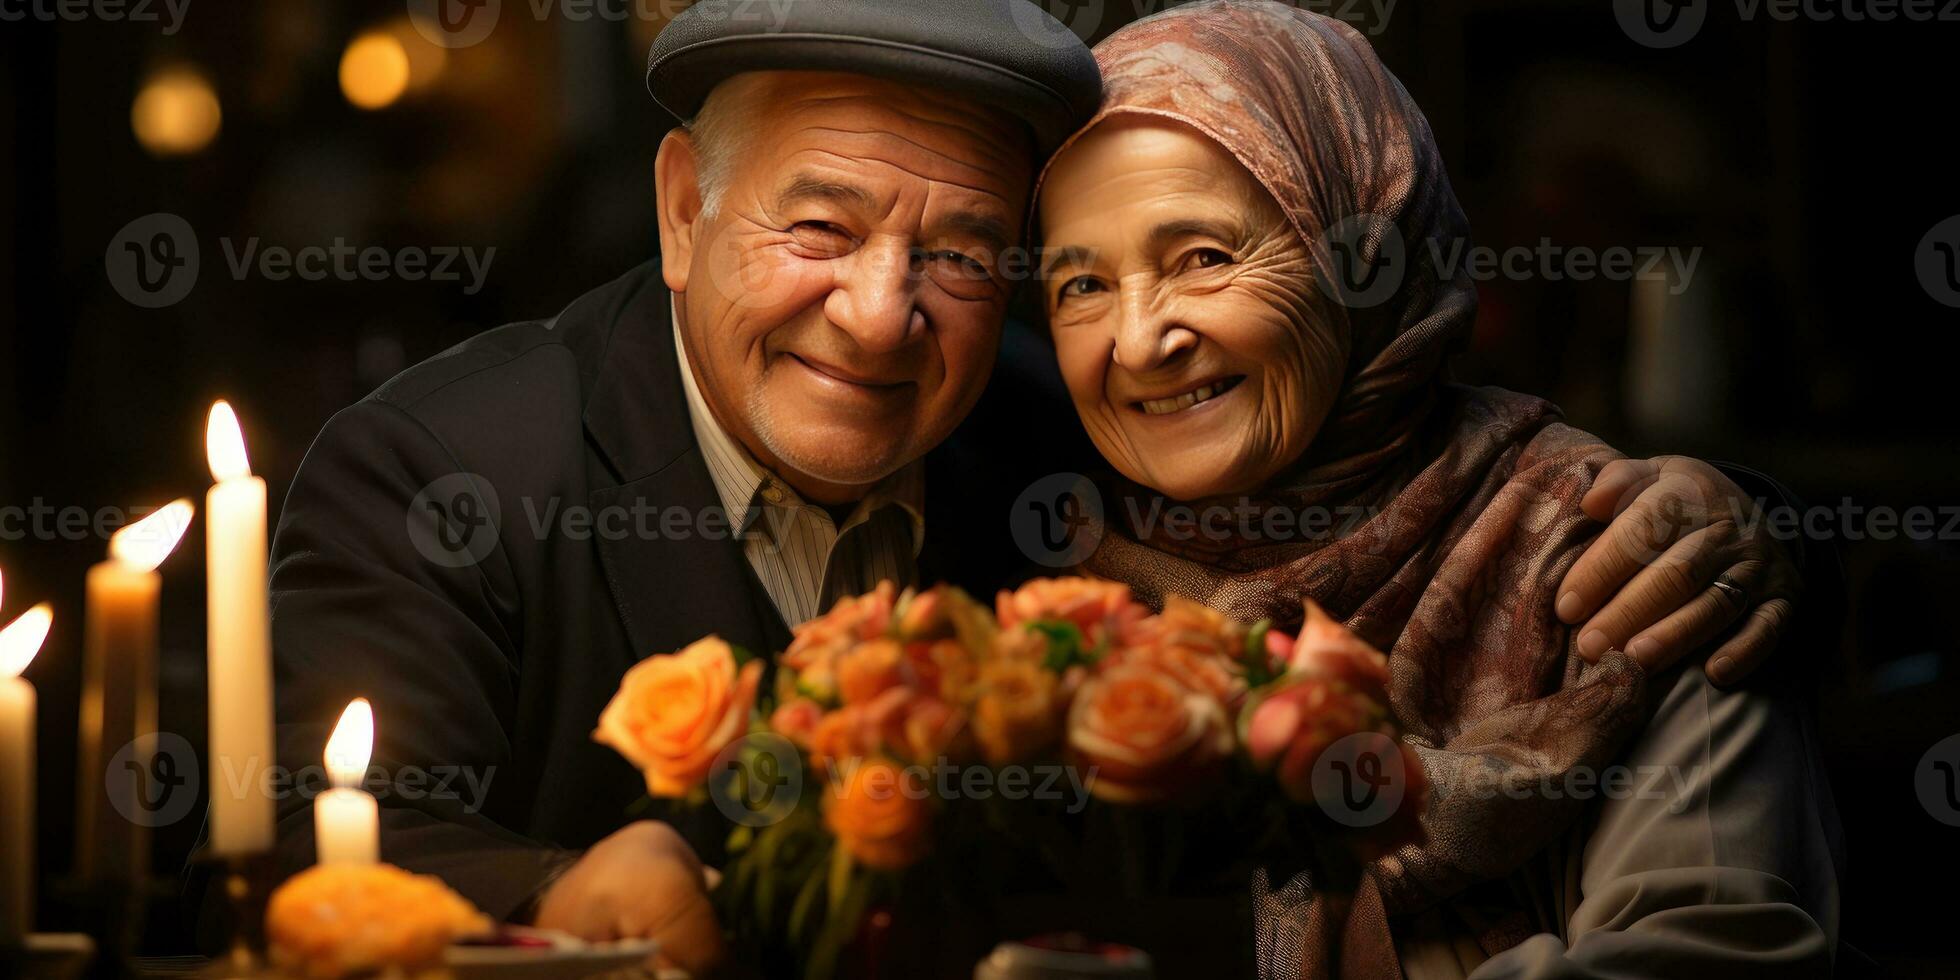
[672,300,925,628]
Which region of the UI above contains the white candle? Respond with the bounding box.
[206,401,276,857]
[76,501,192,883]
[315,698,379,866]
[1,601,54,946]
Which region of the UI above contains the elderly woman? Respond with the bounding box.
[1033,3,1839,977]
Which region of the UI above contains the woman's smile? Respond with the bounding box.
[1131,374,1246,416]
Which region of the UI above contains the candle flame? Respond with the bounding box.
[0,603,53,679]
[325,697,374,787]
[111,499,196,572]
[207,400,253,481]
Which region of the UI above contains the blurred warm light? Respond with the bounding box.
[207,401,252,482]
[340,31,411,110]
[111,499,195,573]
[389,16,448,92]
[0,604,53,680]
[131,67,222,157]
[325,698,374,787]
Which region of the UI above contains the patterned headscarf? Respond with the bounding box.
[1035,3,1648,976]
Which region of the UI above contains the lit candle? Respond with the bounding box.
[314,698,378,866]
[75,501,193,884]
[206,401,276,857]
[1,601,54,946]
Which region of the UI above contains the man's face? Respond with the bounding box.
[657,72,1033,503]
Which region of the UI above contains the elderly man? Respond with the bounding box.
[259,0,1802,972]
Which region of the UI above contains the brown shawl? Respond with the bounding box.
[1034,3,1647,976]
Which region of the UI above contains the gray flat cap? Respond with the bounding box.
[645,0,1101,155]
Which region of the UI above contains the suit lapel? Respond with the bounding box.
[581,277,786,660]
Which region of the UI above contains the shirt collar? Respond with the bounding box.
[671,297,925,551]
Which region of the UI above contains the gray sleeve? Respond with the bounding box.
[1466,663,1841,979]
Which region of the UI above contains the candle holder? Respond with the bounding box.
[198,851,274,979]
[0,932,96,980]
[48,871,145,980]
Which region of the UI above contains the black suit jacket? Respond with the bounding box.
[261,262,1088,918]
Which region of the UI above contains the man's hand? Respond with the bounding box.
[532,821,725,974]
[1556,456,1802,686]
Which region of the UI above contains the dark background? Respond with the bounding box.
[4,0,1956,974]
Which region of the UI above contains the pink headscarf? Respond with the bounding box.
[1036,3,1648,976]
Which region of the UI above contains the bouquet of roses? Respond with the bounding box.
[594,577,1426,977]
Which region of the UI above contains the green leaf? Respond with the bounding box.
[808,868,878,980]
[787,847,831,947]
[1244,619,1275,687]
[1032,620,1094,673]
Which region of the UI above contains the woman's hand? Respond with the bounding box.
[1556,456,1803,686]
[532,820,725,974]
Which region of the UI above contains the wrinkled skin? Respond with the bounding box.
[1040,117,1800,685]
[1041,117,1343,502]
[656,71,1033,504]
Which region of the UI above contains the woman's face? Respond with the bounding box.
[1039,117,1346,501]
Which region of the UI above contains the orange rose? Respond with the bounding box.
[593,637,763,798]
[836,639,910,705]
[808,704,876,774]
[781,582,900,706]
[1241,675,1384,802]
[1286,600,1390,708]
[860,687,973,764]
[824,757,932,871]
[997,577,1150,649]
[1067,662,1232,804]
[906,639,978,702]
[969,659,1063,766]
[770,697,825,750]
[1110,595,1249,703]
